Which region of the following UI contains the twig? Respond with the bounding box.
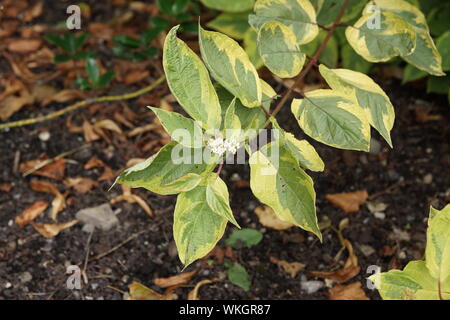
[23,143,91,177]
[81,229,95,285]
[265,0,351,128]
[89,230,145,262]
[368,181,413,200]
[0,75,166,130]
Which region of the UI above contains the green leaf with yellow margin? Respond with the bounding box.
[207,12,251,40]
[200,0,255,13]
[272,119,324,172]
[249,141,321,240]
[249,0,319,45]
[206,174,240,227]
[163,26,222,130]
[368,0,445,76]
[291,89,371,152]
[173,180,228,266]
[371,205,450,300]
[243,29,264,69]
[345,10,416,63]
[149,107,203,148]
[257,21,305,78]
[116,142,212,195]
[319,64,395,147]
[199,25,262,108]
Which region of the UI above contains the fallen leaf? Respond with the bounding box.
[233,179,250,189]
[124,70,150,84]
[328,282,369,300]
[188,279,218,300]
[94,119,123,134]
[111,186,153,217]
[29,180,66,221]
[20,158,65,180]
[154,270,198,289]
[41,89,86,106]
[0,183,12,192]
[31,220,78,238]
[326,190,368,213]
[310,266,360,284]
[64,177,97,194]
[270,257,305,278]
[15,201,48,227]
[0,91,33,120]
[254,205,294,230]
[128,281,176,300]
[84,157,116,181]
[415,108,442,123]
[127,123,158,137]
[83,120,101,142]
[8,38,42,53]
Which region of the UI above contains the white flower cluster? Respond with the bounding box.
[208,137,240,156]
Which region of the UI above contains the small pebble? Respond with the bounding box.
[423,173,433,184]
[374,212,386,220]
[19,272,32,283]
[5,282,12,288]
[38,131,51,142]
[301,280,324,294]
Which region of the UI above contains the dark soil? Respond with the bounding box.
[1,77,449,300]
[0,0,449,301]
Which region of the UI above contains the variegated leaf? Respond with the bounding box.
[319,65,395,147]
[257,21,305,78]
[249,141,321,239]
[291,89,371,152]
[272,119,324,172]
[116,142,212,195]
[149,107,204,148]
[163,26,222,130]
[200,0,255,13]
[207,12,251,40]
[249,0,319,45]
[199,25,262,108]
[372,205,450,300]
[244,29,264,69]
[174,182,228,266]
[206,175,239,227]
[345,10,416,63]
[368,0,445,76]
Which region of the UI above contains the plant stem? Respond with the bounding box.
[265,0,350,128]
[0,75,166,130]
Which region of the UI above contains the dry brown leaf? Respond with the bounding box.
[328,282,369,300]
[64,177,97,194]
[94,119,123,134]
[83,120,101,142]
[31,220,78,238]
[325,190,368,213]
[270,257,305,278]
[127,123,158,137]
[154,270,198,289]
[124,70,150,84]
[128,281,176,300]
[415,108,442,123]
[15,201,48,227]
[7,38,42,53]
[30,85,57,103]
[0,183,12,192]
[29,180,58,194]
[254,205,294,230]
[23,2,43,22]
[0,92,33,121]
[111,192,153,217]
[188,279,218,300]
[84,157,105,169]
[29,180,66,221]
[309,266,361,284]
[126,158,146,168]
[20,158,65,180]
[41,89,86,106]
